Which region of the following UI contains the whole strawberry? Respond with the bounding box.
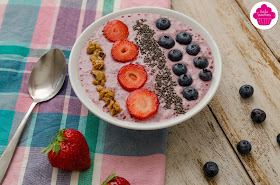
[101,172,130,185]
[41,129,91,171]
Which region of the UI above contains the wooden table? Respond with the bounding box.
[166,0,280,184]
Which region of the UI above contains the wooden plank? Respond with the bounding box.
[172,0,280,184]
[236,0,280,60]
[165,108,253,184]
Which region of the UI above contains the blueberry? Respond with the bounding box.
[168,49,183,62]
[178,74,193,86]
[183,87,198,101]
[239,85,254,98]
[176,32,192,45]
[199,69,212,81]
[251,108,266,123]
[277,134,280,146]
[156,18,171,30]
[158,35,175,49]
[172,63,187,76]
[237,140,252,154]
[186,43,200,56]
[203,162,219,177]
[193,57,209,69]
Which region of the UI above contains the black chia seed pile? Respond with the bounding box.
[133,19,186,114]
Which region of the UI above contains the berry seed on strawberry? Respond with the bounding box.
[118,64,147,91]
[126,89,159,120]
[41,129,91,171]
[101,172,130,185]
[103,20,129,42]
[111,40,139,63]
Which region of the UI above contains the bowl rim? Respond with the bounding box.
[69,6,222,130]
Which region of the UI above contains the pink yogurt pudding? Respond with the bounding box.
[78,13,215,123]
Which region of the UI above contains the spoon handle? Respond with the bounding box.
[0,101,37,183]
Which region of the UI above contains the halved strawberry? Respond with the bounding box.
[111,40,139,63]
[126,89,159,120]
[103,20,129,42]
[118,64,147,91]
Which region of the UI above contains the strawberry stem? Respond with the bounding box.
[40,129,67,154]
[101,172,117,185]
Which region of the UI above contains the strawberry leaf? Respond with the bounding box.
[40,129,67,155]
[44,145,53,154]
[59,129,66,135]
[54,143,60,154]
[40,144,52,154]
[57,136,67,142]
[101,172,116,185]
[49,133,58,144]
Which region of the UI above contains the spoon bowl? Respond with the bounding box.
[28,49,66,102]
[0,48,66,183]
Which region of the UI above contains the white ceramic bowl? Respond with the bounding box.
[69,7,222,130]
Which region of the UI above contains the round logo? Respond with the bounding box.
[250,1,278,30]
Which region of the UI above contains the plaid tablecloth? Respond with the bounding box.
[0,0,170,184]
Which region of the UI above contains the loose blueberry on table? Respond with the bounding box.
[176,32,192,45]
[251,108,266,123]
[199,69,212,81]
[277,134,280,146]
[178,74,193,86]
[156,18,171,30]
[193,56,209,69]
[239,84,254,98]
[168,49,183,61]
[203,161,219,177]
[183,87,198,101]
[237,140,252,154]
[186,43,201,56]
[172,63,187,76]
[158,35,175,49]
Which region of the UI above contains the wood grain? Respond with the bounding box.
[165,107,252,185]
[171,0,280,184]
[236,0,280,60]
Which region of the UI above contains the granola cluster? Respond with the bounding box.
[87,41,121,116]
[96,86,121,116]
[87,42,106,85]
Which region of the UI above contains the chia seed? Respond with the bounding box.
[133,19,185,114]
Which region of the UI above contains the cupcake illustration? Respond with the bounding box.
[253,4,276,25]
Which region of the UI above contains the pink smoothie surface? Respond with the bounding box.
[78,13,215,123]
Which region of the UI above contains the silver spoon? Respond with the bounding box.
[0,49,66,182]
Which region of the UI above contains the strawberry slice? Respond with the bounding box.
[103,20,129,42]
[118,64,147,91]
[111,40,139,63]
[126,89,159,120]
